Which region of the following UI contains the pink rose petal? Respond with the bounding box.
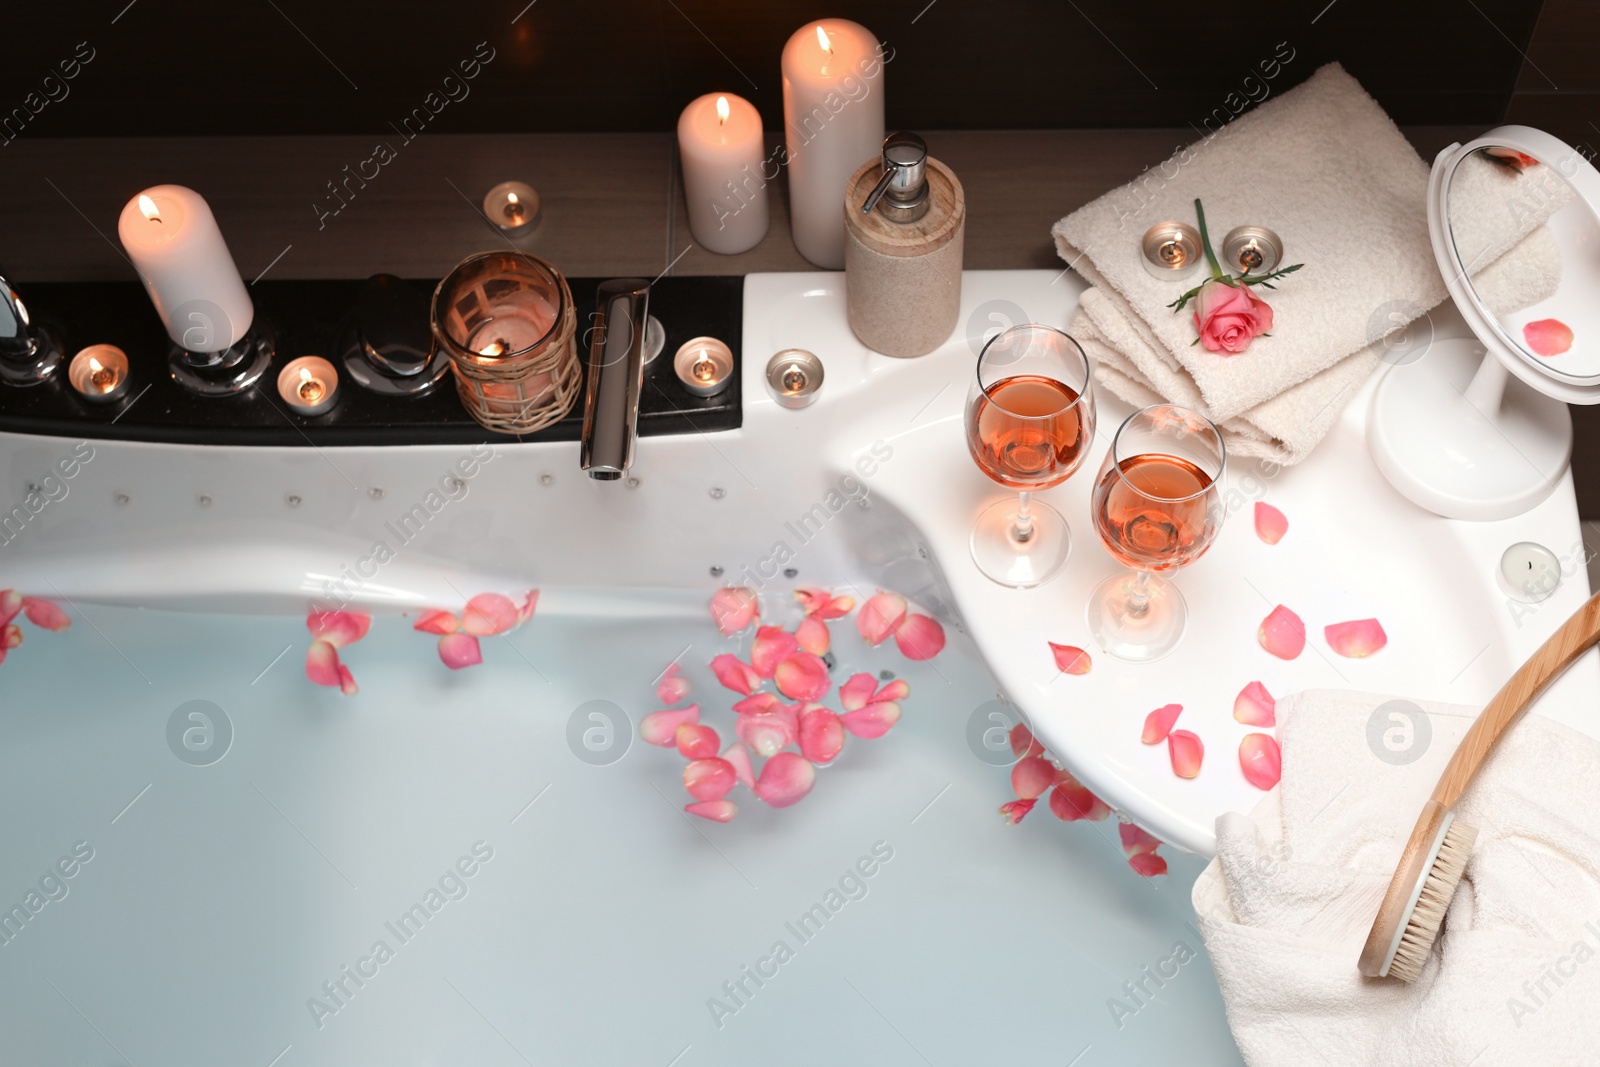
[517,590,539,625]
[1258,605,1306,660]
[711,653,762,696]
[721,741,756,789]
[1167,730,1204,779]
[1524,318,1574,357]
[1325,618,1387,658]
[1048,642,1092,675]
[1010,722,1044,759]
[839,701,900,739]
[675,723,721,760]
[774,652,830,701]
[874,678,910,703]
[684,757,737,801]
[754,752,816,808]
[0,590,20,626]
[1129,851,1169,877]
[1050,776,1111,822]
[1011,756,1056,800]
[307,610,371,648]
[1140,703,1183,745]
[750,625,800,679]
[462,593,520,636]
[20,597,69,632]
[1253,502,1288,545]
[306,640,342,688]
[686,799,737,822]
[437,632,482,669]
[839,672,878,712]
[736,711,795,757]
[857,591,907,646]
[1239,733,1282,791]
[732,691,781,715]
[655,663,691,705]
[795,587,855,620]
[999,798,1036,824]
[1119,823,1162,857]
[1233,681,1276,727]
[337,664,358,696]
[413,609,458,635]
[1,624,21,650]
[710,587,759,636]
[894,613,945,660]
[641,704,701,747]
[798,705,845,764]
[794,615,831,656]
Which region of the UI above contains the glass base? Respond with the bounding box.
[1087,571,1187,662]
[969,497,1071,588]
[169,320,276,397]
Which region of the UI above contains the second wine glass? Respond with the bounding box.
[965,324,1096,588]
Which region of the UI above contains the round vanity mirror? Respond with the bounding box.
[1369,126,1600,521]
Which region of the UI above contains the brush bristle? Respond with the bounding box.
[1388,820,1478,982]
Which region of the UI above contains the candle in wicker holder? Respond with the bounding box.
[431,251,581,434]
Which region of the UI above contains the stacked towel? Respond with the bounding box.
[1194,689,1600,1065]
[1053,64,1567,464]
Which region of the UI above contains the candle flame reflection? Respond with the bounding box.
[815,25,831,52]
[138,194,161,222]
[716,95,730,124]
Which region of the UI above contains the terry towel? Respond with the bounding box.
[1053,63,1567,464]
[1194,689,1600,1065]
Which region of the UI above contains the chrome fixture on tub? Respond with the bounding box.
[0,271,64,386]
[581,278,653,480]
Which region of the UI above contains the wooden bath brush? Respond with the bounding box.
[1359,589,1600,981]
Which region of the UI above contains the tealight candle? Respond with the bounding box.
[1498,541,1561,603]
[673,336,734,397]
[117,185,254,353]
[67,344,130,404]
[781,20,885,268]
[277,355,339,416]
[1141,221,1202,279]
[765,348,824,409]
[678,93,768,255]
[483,181,541,237]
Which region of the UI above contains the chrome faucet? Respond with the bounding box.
[580,278,651,480]
[0,269,63,386]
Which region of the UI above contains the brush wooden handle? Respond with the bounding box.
[1430,589,1600,809]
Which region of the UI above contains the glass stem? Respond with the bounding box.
[1127,570,1152,618]
[1012,492,1034,545]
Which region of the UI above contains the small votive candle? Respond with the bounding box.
[68,344,131,404]
[765,348,824,409]
[483,181,541,237]
[1141,221,1202,279]
[277,355,339,415]
[673,336,733,397]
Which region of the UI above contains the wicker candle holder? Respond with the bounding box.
[431,251,580,434]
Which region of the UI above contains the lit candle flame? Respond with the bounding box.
[815,25,831,52]
[138,194,161,222]
[89,357,103,374]
[299,367,312,384]
[507,191,519,206]
[716,95,730,125]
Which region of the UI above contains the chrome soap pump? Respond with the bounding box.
[843,132,966,358]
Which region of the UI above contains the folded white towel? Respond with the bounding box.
[1194,689,1600,1066]
[1053,64,1568,465]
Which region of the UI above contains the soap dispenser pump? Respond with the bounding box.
[844,131,966,358]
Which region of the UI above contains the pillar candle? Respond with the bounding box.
[117,184,253,353]
[781,19,885,269]
[678,92,769,255]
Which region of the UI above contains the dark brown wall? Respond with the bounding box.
[0,1,1543,138]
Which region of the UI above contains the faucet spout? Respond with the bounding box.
[580,278,651,481]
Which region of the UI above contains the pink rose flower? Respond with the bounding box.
[1193,279,1273,355]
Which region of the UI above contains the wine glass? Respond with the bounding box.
[965,324,1096,587]
[1087,405,1226,662]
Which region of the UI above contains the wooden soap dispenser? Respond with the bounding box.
[844,132,966,358]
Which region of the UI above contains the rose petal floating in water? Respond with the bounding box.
[1233,681,1276,727]
[307,610,370,648]
[874,678,910,703]
[721,741,756,789]
[1253,502,1288,545]
[20,597,69,632]
[641,704,702,746]
[1051,776,1111,822]
[1048,642,1092,675]
[1010,722,1045,759]
[750,625,800,678]
[1168,730,1204,778]
[1,624,21,649]
[684,757,737,801]
[462,593,520,636]
[1129,851,1168,877]
[754,752,816,807]
[437,632,483,670]
[337,664,358,696]
[1325,618,1387,658]
[711,653,762,696]
[656,663,691,705]
[839,672,878,712]
[736,711,795,757]
[1258,605,1306,660]
[306,640,343,689]
[675,723,721,760]
[517,590,539,625]
[709,587,759,636]
[857,591,907,646]
[732,691,780,715]
[1239,733,1282,791]
[774,652,830,701]
[798,705,845,764]
[999,798,1036,824]
[1141,703,1184,745]
[0,590,21,627]
[1011,756,1057,800]
[686,799,738,822]
[1119,822,1162,857]
[795,615,831,656]
[894,614,945,660]
[413,609,458,635]
[794,587,855,620]
[1524,318,1574,357]
[840,701,900,739]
